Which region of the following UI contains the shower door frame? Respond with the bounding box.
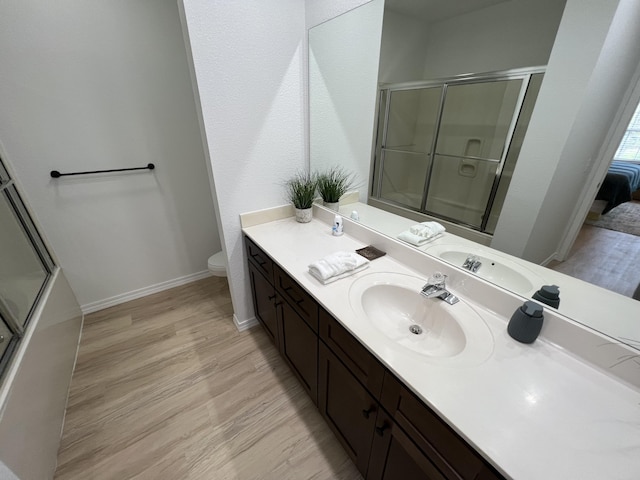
[371,66,546,234]
[0,158,55,376]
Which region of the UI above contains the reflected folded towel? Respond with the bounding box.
[308,251,370,285]
[409,221,445,238]
[397,230,432,246]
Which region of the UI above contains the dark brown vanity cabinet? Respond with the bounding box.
[244,235,504,480]
[368,409,447,480]
[247,261,279,345]
[246,237,318,404]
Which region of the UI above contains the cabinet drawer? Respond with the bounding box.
[381,374,501,480]
[274,264,318,332]
[319,308,385,399]
[244,235,273,282]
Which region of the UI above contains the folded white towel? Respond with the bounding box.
[409,221,445,238]
[397,230,430,246]
[308,251,369,284]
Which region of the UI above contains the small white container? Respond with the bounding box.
[332,215,343,236]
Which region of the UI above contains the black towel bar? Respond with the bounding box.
[50,163,155,178]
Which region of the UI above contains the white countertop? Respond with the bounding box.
[338,202,640,347]
[242,212,640,480]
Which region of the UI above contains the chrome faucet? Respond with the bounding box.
[462,254,482,273]
[420,272,459,305]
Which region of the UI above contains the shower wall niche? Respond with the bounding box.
[370,68,543,234]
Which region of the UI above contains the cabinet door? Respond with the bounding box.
[381,373,501,480]
[278,299,318,404]
[319,308,384,398]
[247,261,278,346]
[368,410,447,480]
[318,343,377,476]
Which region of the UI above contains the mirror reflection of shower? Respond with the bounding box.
[371,68,544,234]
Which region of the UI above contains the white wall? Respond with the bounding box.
[0,0,220,311]
[309,0,385,201]
[521,0,640,262]
[421,0,566,78]
[0,269,82,479]
[492,0,640,263]
[378,10,431,84]
[179,0,307,327]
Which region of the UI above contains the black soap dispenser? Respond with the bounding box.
[532,284,560,309]
[508,301,544,344]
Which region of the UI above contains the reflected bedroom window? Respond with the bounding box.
[614,102,640,162]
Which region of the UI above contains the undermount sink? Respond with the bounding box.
[349,272,493,365]
[425,244,542,296]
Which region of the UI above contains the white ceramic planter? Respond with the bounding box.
[295,207,313,223]
[323,201,339,211]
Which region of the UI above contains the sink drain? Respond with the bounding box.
[409,324,423,335]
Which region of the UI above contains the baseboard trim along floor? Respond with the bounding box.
[80,270,212,314]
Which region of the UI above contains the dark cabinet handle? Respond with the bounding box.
[361,407,375,419]
[375,423,389,436]
[283,286,293,292]
[268,294,276,301]
[274,301,283,307]
[295,298,305,305]
[251,252,266,266]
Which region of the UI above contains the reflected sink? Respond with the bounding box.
[425,244,543,296]
[349,272,493,365]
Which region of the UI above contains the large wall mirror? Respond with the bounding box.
[309,0,640,351]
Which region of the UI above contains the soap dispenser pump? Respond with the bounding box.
[532,284,560,309]
[508,300,544,344]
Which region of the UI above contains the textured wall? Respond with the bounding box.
[179,0,306,326]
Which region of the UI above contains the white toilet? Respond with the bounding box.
[207,251,227,277]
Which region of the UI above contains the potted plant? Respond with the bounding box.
[317,166,357,211]
[285,171,317,223]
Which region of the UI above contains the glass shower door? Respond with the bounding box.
[376,87,442,210]
[425,79,523,228]
[0,160,52,335]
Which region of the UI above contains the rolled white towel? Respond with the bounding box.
[409,221,445,238]
[308,251,369,284]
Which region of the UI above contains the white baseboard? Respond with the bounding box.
[540,252,559,267]
[81,270,212,314]
[234,314,259,332]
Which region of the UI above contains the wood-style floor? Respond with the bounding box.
[550,224,640,298]
[55,277,361,480]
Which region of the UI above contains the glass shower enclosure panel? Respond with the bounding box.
[425,79,523,228]
[0,157,52,334]
[484,74,544,233]
[378,87,442,209]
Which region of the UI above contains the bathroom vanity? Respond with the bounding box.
[246,234,500,479]
[241,205,640,480]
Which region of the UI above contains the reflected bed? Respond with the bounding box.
[596,160,640,214]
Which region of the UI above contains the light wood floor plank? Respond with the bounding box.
[55,276,361,480]
[550,224,640,297]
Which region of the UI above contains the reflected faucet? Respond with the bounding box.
[462,254,482,273]
[420,272,459,305]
